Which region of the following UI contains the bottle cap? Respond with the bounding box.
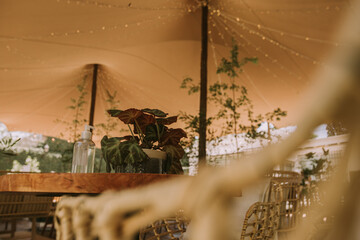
[81,125,94,140]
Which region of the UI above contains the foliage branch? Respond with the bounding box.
[0,137,20,156]
[56,75,88,142]
[299,148,335,213]
[180,41,287,156]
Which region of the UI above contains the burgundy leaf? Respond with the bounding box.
[116,108,143,124]
[142,108,168,117]
[160,128,187,146]
[156,116,178,125]
[134,114,155,133]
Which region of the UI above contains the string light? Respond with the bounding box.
[3,44,45,65]
[208,34,224,84]
[212,16,305,83]
[53,0,190,11]
[220,11,341,47]
[208,18,281,107]
[218,2,347,15]
[23,11,187,39]
[99,69,169,110]
[218,13,330,67]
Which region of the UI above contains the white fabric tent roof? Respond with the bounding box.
[0,0,353,145]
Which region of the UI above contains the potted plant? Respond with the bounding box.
[101,108,187,174]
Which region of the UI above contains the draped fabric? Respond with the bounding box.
[0,0,351,144]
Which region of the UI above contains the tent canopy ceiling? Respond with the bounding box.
[0,0,352,144]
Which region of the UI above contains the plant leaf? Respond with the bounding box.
[163,144,184,174]
[168,158,184,174]
[163,144,185,161]
[143,124,166,142]
[116,108,143,124]
[119,140,148,166]
[123,135,139,141]
[101,136,146,173]
[143,124,159,142]
[101,136,125,172]
[156,116,178,125]
[245,57,258,64]
[142,108,168,118]
[107,109,123,117]
[135,114,156,133]
[160,128,187,146]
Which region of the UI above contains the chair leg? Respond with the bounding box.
[31,218,37,239]
[49,223,55,239]
[10,219,16,238]
[41,217,50,235]
[42,216,56,238]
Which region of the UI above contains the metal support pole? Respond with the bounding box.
[89,64,98,128]
[198,2,208,169]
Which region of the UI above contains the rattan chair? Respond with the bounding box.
[240,202,280,240]
[139,213,189,240]
[0,193,54,238]
[270,171,302,181]
[266,171,302,232]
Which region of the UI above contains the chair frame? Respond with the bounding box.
[240,202,280,240]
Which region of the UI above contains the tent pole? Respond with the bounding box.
[89,64,98,128]
[198,1,208,169]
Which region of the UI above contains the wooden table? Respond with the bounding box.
[0,173,179,195]
[0,173,180,239]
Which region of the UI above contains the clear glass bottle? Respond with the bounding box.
[71,125,96,173]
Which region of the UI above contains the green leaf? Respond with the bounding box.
[147,124,167,141]
[180,77,193,89]
[101,136,146,173]
[101,136,125,172]
[144,124,159,142]
[245,57,258,64]
[120,141,148,165]
[141,108,168,118]
[123,135,139,141]
[107,109,123,117]
[180,77,200,95]
[305,152,315,159]
[322,147,329,156]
